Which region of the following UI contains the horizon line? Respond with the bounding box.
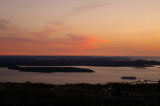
[0,55,159,57]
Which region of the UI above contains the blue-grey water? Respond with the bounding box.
[0,66,160,84]
[0,56,160,84]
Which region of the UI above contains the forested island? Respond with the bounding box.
[7,66,94,73]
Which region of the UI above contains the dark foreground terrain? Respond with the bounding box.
[0,82,160,106]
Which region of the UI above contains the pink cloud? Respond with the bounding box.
[48,34,109,51]
[0,18,109,55]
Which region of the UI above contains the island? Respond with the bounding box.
[7,66,94,73]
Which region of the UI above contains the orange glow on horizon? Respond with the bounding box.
[0,0,160,56]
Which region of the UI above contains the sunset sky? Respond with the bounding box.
[0,0,160,56]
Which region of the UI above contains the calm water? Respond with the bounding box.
[0,66,160,84]
[124,56,160,61]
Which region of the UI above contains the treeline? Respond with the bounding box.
[0,82,160,106]
[0,56,160,67]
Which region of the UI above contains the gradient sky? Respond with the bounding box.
[0,0,160,56]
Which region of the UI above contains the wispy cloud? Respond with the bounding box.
[58,0,110,17]
[0,36,32,42]
[0,18,65,40]
[0,18,109,55]
[74,0,109,11]
[0,19,12,31]
[0,34,109,54]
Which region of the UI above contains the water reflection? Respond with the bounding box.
[0,66,160,84]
